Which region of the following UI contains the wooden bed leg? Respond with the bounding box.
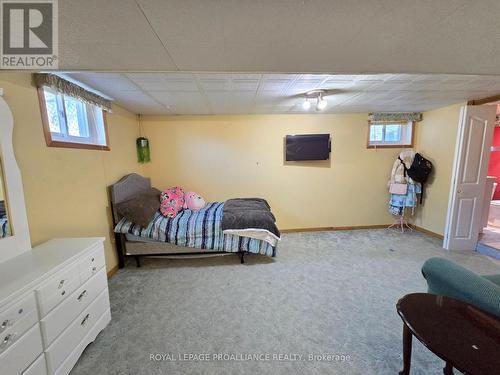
[135,256,141,268]
[115,233,125,269]
[238,251,245,264]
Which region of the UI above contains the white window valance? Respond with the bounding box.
[33,73,112,112]
[368,112,422,123]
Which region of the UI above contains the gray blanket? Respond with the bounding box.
[222,198,280,238]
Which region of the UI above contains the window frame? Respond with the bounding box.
[366,121,415,149]
[37,87,110,151]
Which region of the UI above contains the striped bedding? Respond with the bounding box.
[114,202,276,257]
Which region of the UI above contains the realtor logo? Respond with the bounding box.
[1,0,58,69]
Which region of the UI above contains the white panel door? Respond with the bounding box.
[444,105,497,250]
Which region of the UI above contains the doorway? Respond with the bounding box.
[477,104,500,256]
[443,103,499,252]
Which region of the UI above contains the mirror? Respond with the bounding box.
[0,160,11,238]
[0,91,30,262]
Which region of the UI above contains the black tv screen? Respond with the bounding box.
[285,134,331,161]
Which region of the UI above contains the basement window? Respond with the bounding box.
[38,86,109,150]
[367,121,414,148]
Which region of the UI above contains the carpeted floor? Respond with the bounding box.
[71,229,500,375]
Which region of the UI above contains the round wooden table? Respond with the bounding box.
[396,293,500,375]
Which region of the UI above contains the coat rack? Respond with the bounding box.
[388,212,413,232]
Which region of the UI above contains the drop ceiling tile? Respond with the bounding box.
[206,91,256,109]
[126,73,162,80]
[230,73,262,81]
[299,74,329,80]
[58,0,177,71]
[126,74,169,91]
[261,79,293,91]
[255,91,291,105]
[54,1,500,75]
[231,79,260,91]
[255,105,293,113]
[148,91,210,114]
[321,79,356,90]
[65,72,500,115]
[354,79,385,88]
[325,93,361,105]
[67,72,118,81]
[198,78,229,91]
[292,81,324,92]
[98,79,139,92]
[162,78,199,92]
[107,90,143,100]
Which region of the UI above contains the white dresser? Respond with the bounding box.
[0,238,111,375]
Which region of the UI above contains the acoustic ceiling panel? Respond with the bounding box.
[64,72,500,115]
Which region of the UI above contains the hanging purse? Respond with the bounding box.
[389,156,409,195]
[389,183,408,195]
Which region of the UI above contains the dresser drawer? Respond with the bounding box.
[79,244,106,282]
[0,323,43,375]
[45,288,110,374]
[35,262,81,317]
[53,309,111,375]
[22,354,47,375]
[0,293,38,355]
[40,267,107,346]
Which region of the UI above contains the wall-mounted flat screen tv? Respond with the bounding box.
[285,134,331,161]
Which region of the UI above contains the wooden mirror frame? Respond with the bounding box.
[0,88,31,262]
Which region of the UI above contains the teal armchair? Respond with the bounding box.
[421,257,500,318]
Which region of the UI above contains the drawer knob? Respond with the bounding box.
[18,308,23,315]
[81,314,90,326]
[58,280,66,289]
[77,290,87,302]
[0,320,9,332]
[61,290,66,296]
[91,257,95,262]
[92,266,97,272]
[0,333,16,349]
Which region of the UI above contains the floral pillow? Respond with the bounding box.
[160,187,185,218]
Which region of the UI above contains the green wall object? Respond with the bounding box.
[136,137,150,163]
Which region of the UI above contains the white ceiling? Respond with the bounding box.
[58,0,500,75]
[64,72,500,115]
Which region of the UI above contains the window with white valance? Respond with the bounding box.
[368,121,414,148]
[34,74,111,150]
[367,112,421,149]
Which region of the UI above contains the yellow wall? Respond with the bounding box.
[0,71,463,262]
[142,114,404,229]
[413,103,462,235]
[0,73,142,271]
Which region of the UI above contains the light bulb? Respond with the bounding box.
[302,98,311,110]
[317,97,327,110]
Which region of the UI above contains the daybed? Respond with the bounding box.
[110,173,280,267]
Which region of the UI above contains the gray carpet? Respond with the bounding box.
[71,229,500,375]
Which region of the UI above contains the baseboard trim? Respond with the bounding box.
[410,225,444,240]
[281,224,444,239]
[107,265,119,279]
[281,224,391,233]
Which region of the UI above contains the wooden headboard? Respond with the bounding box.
[109,173,151,223]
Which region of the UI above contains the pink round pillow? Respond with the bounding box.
[160,187,185,218]
[183,192,206,211]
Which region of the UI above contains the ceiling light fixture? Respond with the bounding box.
[316,93,327,111]
[301,89,333,112]
[302,98,311,110]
